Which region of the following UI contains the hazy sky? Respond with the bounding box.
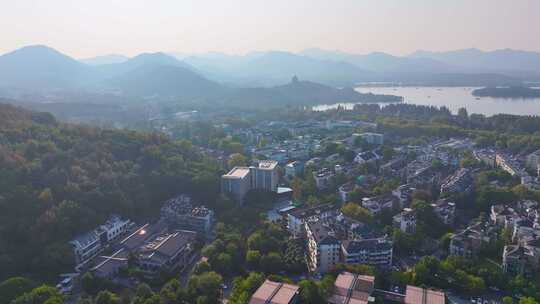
[1,0,539,58]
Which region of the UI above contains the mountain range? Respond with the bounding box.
[0,45,399,108]
[1,45,540,106]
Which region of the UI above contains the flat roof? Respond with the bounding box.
[224,167,250,178]
[259,160,278,170]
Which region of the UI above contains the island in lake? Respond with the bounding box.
[472,86,540,98]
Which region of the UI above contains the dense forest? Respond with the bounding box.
[0,103,221,281]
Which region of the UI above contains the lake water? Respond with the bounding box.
[313,86,540,116]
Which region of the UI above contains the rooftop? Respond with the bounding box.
[224,167,251,179]
[405,286,445,304]
[259,160,278,170]
[249,280,299,304]
[329,272,375,304]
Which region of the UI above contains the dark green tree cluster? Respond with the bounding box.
[0,104,221,280]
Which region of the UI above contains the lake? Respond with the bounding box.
[313,86,540,116]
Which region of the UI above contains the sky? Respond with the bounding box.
[1,0,539,58]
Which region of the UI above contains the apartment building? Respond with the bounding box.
[221,160,279,202]
[341,238,393,268]
[393,208,417,233]
[305,221,341,273]
[70,215,131,267]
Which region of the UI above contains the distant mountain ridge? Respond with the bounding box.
[409,48,540,78]
[2,44,539,105]
[183,50,374,87]
[0,45,94,89]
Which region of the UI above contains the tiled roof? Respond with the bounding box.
[249,280,299,304]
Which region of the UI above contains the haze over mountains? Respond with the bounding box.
[1,45,540,107]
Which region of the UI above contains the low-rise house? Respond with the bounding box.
[526,149,540,171]
[431,199,456,226]
[328,272,375,304]
[356,132,384,145]
[286,204,340,238]
[339,183,356,203]
[440,168,473,195]
[355,151,381,165]
[160,195,214,236]
[341,238,393,268]
[404,285,445,304]
[490,205,517,227]
[313,168,335,190]
[380,156,407,179]
[285,161,304,179]
[449,223,494,258]
[249,280,300,304]
[392,184,416,208]
[393,208,417,233]
[473,149,496,167]
[70,215,131,268]
[136,230,197,275]
[361,195,398,215]
[503,238,540,276]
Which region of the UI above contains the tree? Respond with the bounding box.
[214,253,233,274]
[246,250,261,270]
[298,280,325,304]
[260,252,283,274]
[228,153,248,168]
[12,285,64,304]
[458,107,469,121]
[341,203,372,223]
[95,290,120,304]
[0,277,35,304]
[519,298,539,304]
[188,272,223,304]
[503,297,514,304]
[228,272,265,304]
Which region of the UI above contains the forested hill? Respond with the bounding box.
[0,104,221,280]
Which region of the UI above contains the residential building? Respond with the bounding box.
[356,132,384,145]
[253,160,279,192]
[221,167,252,202]
[286,204,340,238]
[392,184,416,208]
[249,280,300,304]
[285,161,304,179]
[361,195,398,215]
[328,272,375,304]
[70,230,102,268]
[221,160,279,202]
[473,149,496,167]
[354,151,381,165]
[393,208,417,233]
[160,194,214,236]
[431,199,456,226]
[341,238,393,267]
[305,221,341,273]
[313,168,335,190]
[449,223,494,258]
[526,149,540,172]
[496,153,523,177]
[440,168,473,195]
[136,230,197,275]
[70,215,131,267]
[339,183,356,203]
